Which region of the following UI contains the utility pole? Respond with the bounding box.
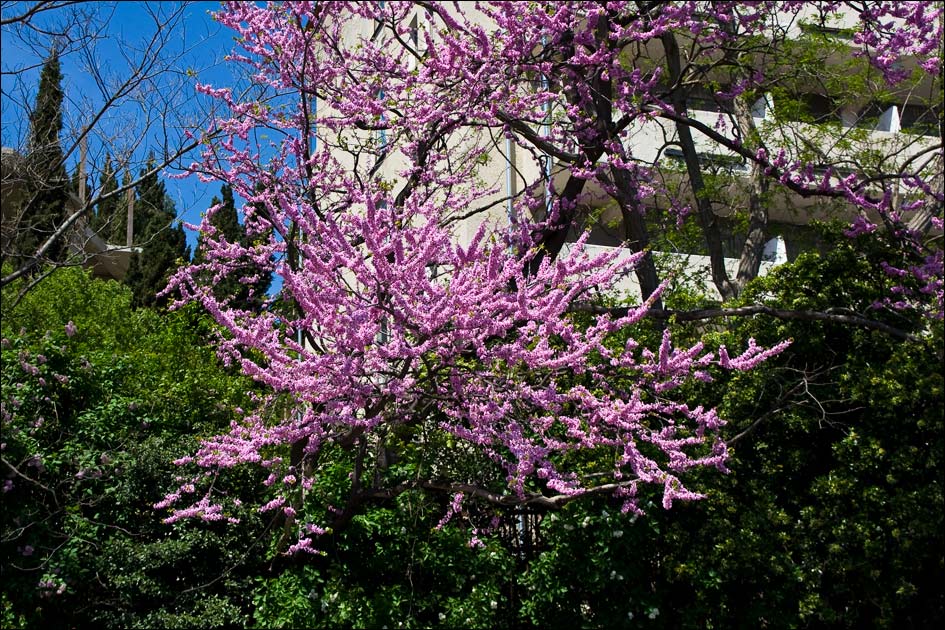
[125,184,134,247]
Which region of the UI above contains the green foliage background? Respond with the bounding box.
[1,268,265,628]
[511,234,943,629]
[2,224,942,629]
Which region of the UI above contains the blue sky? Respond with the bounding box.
[1,1,244,256]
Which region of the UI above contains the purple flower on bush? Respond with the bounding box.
[20,362,39,376]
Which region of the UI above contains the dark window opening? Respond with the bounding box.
[801,93,836,123]
[687,86,736,114]
[663,147,747,171]
[899,104,942,136]
[856,101,896,129]
[772,92,839,124]
[799,22,856,40]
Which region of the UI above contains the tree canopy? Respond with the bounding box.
[6,49,70,269]
[124,154,190,308]
[1,2,942,628]
[160,0,942,558]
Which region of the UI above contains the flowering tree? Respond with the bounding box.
[159,1,942,553]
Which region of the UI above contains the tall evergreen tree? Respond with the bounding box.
[124,154,190,308]
[12,49,70,269]
[129,153,162,243]
[193,183,272,311]
[241,197,273,310]
[194,184,242,299]
[91,154,119,239]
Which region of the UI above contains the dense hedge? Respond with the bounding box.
[2,234,941,628]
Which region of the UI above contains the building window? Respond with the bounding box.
[799,22,855,41]
[663,147,748,172]
[687,86,735,114]
[372,0,386,41]
[899,104,941,137]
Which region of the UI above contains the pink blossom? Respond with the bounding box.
[152,1,938,548]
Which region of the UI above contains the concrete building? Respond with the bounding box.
[318,3,942,299]
[319,3,942,292]
[1,146,140,281]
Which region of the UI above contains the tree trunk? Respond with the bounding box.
[733,94,770,292]
[661,32,737,301]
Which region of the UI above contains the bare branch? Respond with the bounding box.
[0,1,84,27]
[1,135,207,288]
[571,303,921,342]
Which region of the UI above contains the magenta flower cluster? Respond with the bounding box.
[155,1,940,551]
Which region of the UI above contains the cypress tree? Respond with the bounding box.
[193,183,272,311]
[124,154,190,308]
[91,154,119,239]
[240,191,273,310]
[13,48,70,269]
[194,184,242,301]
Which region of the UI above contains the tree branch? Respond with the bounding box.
[571,303,921,341]
[1,135,208,289]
